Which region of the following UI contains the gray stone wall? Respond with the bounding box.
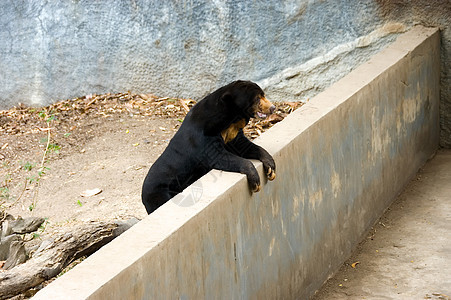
[0,0,382,107]
[0,0,449,146]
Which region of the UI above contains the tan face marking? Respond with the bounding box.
[258,96,274,114]
[221,119,247,143]
[252,96,275,116]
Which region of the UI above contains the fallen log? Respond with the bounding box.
[0,219,137,299]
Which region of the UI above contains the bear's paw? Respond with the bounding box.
[267,167,276,181]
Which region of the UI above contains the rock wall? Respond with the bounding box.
[0,0,449,146]
[0,0,385,106]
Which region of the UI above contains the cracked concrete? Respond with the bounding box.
[313,150,451,300]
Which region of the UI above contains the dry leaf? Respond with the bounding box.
[351,261,360,268]
[179,99,190,112]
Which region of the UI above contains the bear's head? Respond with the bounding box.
[220,80,275,120]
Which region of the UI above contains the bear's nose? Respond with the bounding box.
[270,105,276,114]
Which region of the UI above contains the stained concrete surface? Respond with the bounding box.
[313,150,451,300]
[33,26,440,300]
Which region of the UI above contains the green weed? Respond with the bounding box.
[22,161,35,171]
[0,187,10,201]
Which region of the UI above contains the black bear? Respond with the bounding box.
[142,80,276,214]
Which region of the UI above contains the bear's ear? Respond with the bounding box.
[220,92,234,104]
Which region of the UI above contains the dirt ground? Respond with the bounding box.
[0,92,300,233]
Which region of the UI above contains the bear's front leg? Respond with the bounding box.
[210,151,261,192]
[225,131,276,181]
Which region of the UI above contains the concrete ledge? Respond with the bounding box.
[33,26,440,299]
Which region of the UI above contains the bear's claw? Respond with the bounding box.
[252,184,261,193]
[267,167,276,181]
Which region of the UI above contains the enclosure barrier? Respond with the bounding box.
[34,26,440,299]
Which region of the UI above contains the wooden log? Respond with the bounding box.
[0,220,133,299]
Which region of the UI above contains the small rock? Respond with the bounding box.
[4,240,27,269]
[113,218,140,236]
[1,220,12,238]
[80,188,102,197]
[10,217,45,234]
[0,234,21,260]
[0,214,15,238]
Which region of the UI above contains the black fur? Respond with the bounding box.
[141,80,276,214]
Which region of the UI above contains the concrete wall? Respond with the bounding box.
[375,0,451,147]
[33,26,440,300]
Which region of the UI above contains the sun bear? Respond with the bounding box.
[142,80,276,214]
